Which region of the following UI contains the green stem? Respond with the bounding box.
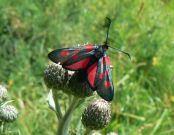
[57,97,79,135]
[53,90,62,120]
[2,122,6,134]
[0,122,6,134]
[0,121,2,134]
[150,109,167,135]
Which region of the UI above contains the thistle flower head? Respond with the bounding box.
[0,105,18,122]
[0,85,8,103]
[44,63,74,90]
[44,64,94,98]
[82,99,111,130]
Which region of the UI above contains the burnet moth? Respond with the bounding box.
[48,18,130,101]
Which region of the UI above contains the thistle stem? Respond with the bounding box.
[57,97,79,135]
[53,90,62,120]
[0,122,6,134]
[0,122,3,134]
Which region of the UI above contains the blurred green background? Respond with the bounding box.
[0,0,174,135]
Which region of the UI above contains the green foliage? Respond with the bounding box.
[0,0,174,134]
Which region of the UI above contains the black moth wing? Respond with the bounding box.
[62,49,97,70]
[95,55,114,101]
[48,44,96,65]
[48,44,98,71]
[48,47,81,64]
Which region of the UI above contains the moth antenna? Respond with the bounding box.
[108,46,131,60]
[104,17,112,45]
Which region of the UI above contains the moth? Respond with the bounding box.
[48,18,130,101]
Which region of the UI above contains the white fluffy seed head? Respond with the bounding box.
[0,105,18,122]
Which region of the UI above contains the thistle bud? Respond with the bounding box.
[82,99,111,130]
[0,85,8,103]
[0,105,18,122]
[44,63,74,90]
[68,71,93,98]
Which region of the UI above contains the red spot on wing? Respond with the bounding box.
[99,73,104,79]
[87,62,97,88]
[99,71,108,79]
[73,50,80,54]
[84,44,95,52]
[65,57,91,70]
[102,56,111,65]
[72,54,79,60]
[72,50,80,60]
[60,50,69,57]
[104,81,111,88]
